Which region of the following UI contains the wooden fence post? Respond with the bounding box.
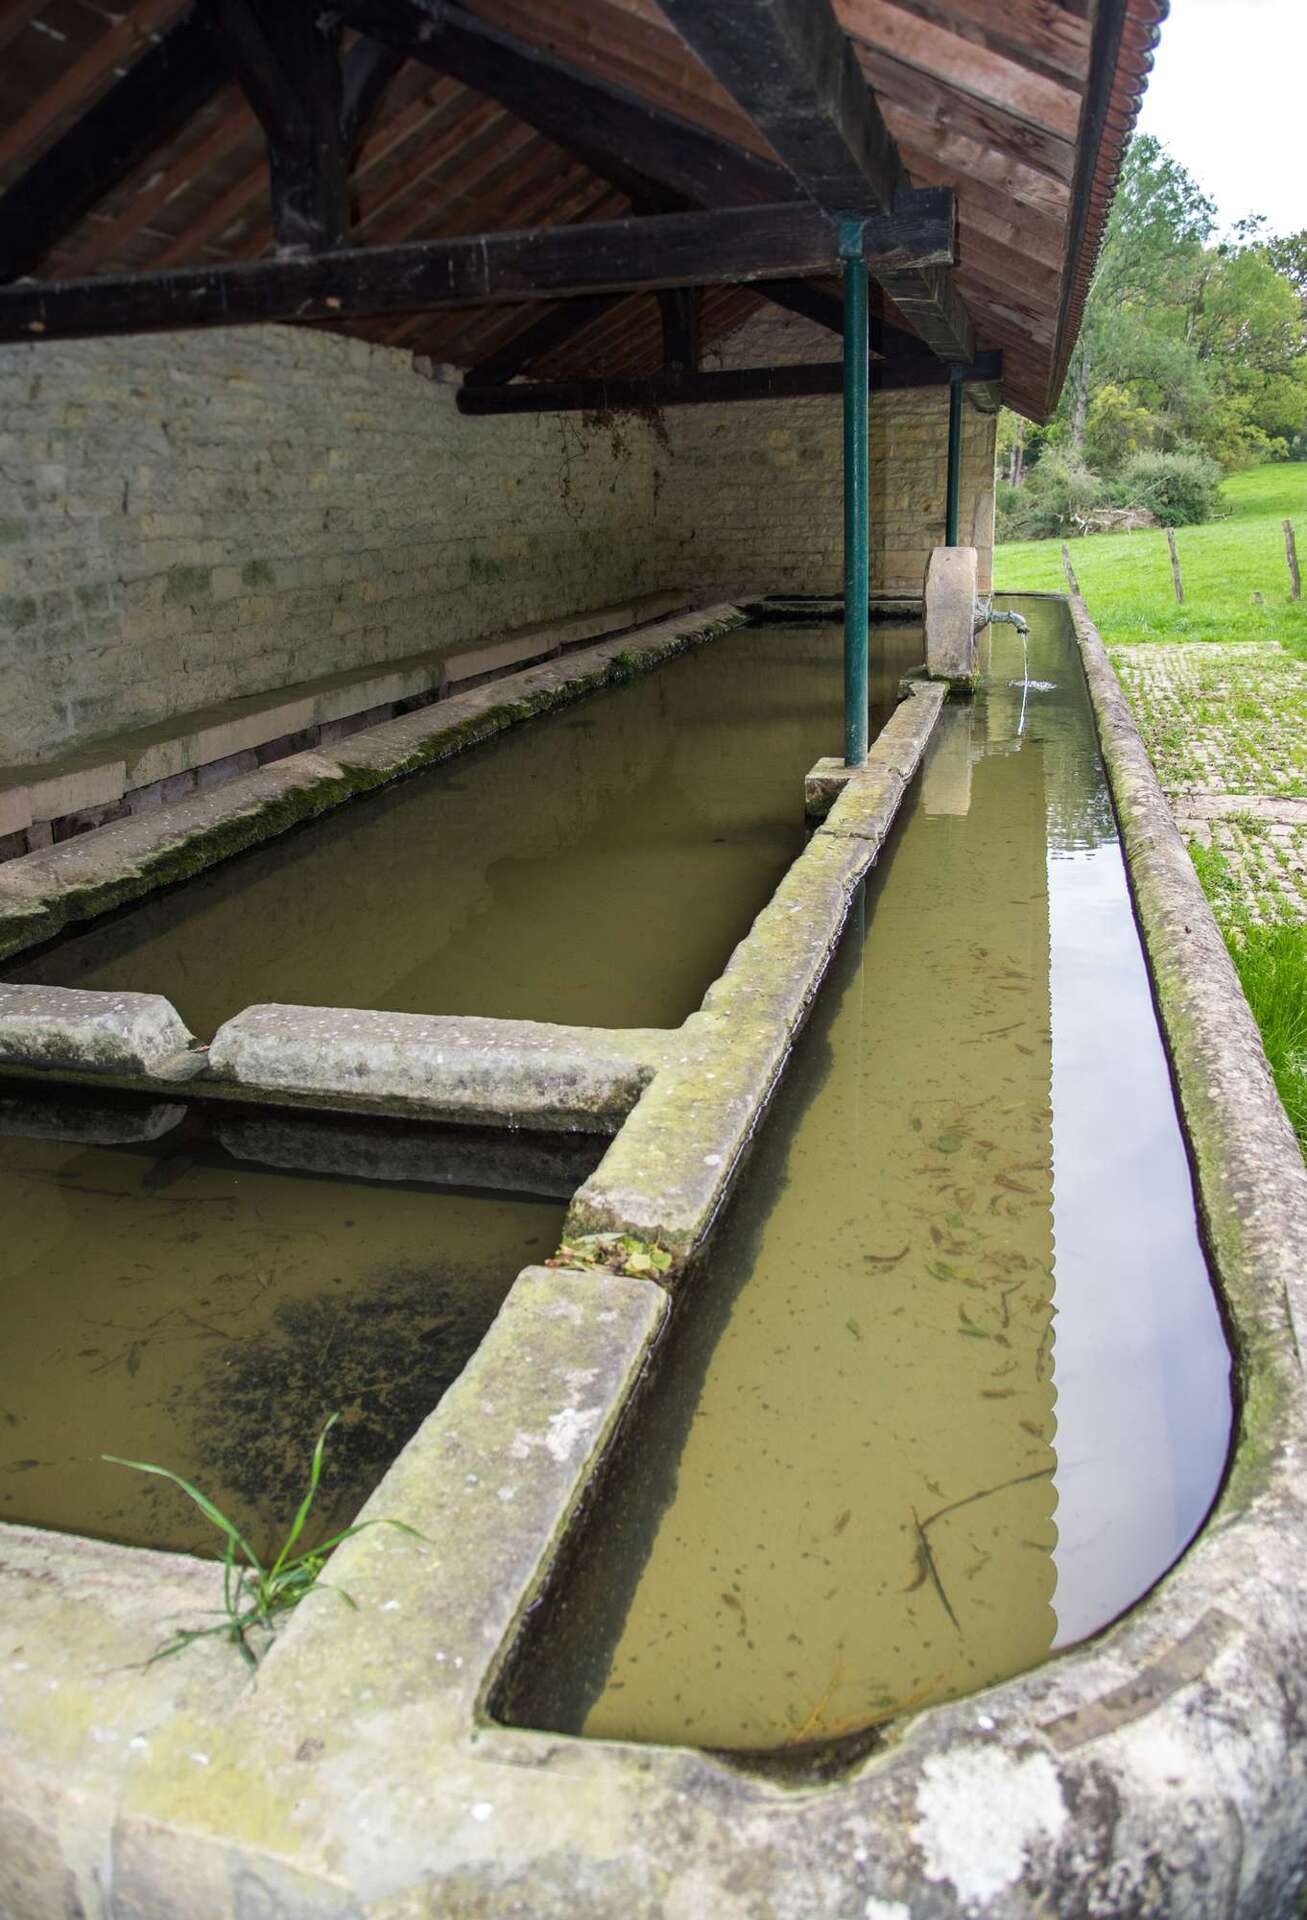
[1285,519,1301,602]
[1166,525,1184,605]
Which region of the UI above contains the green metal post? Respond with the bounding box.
[840,220,868,768]
[945,371,964,547]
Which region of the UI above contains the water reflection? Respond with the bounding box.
[10,627,923,1036]
[503,599,1231,1751]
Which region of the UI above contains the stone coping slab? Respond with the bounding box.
[0,604,746,966]
[565,681,945,1268]
[0,982,199,1078]
[207,1004,676,1134]
[5,596,1307,1915]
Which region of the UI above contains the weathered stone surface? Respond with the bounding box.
[0,982,197,1077]
[802,753,854,820]
[208,1003,674,1133]
[924,545,979,685]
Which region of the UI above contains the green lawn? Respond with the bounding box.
[995,461,1307,1155]
[994,462,1307,658]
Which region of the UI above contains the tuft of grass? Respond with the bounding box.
[1226,920,1307,1155]
[105,1413,426,1667]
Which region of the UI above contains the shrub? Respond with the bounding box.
[997,449,1108,541]
[1116,449,1223,526]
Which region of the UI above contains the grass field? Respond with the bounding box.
[996,461,1307,1154]
[994,462,1307,658]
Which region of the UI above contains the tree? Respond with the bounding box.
[1047,136,1307,471]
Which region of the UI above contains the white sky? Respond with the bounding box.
[1135,0,1306,237]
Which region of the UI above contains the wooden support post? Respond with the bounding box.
[1285,519,1301,603]
[1166,526,1184,606]
[656,288,701,371]
[213,0,349,254]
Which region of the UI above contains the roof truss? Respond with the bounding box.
[0,194,955,343]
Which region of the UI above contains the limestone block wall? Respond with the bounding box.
[652,308,997,597]
[0,326,656,767]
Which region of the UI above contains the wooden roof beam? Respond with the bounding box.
[456,349,1003,415]
[0,193,954,344]
[654,0,974,361]
[654,0,905,214]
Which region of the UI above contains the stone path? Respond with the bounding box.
[1111,641,1307,925]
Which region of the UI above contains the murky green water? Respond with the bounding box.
[502,599,1232,1752]
[11,627,921,1037]
[0,1092,563,1556]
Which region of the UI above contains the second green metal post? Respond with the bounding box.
[841,226,869,769]
[945,372,964,547]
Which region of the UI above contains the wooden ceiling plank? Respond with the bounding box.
[469,0,767,155]
[0,1,48,62]
[901,146,1065,265]
[0,0,188,184]
[340,0,787,206]
[654,0,976,360]
[464,292,627,383]
[842,0,1084,132]
[58,90,254,276]
[861,46,1076,185]
[0,6,227,281]
[838,0,1091,85]
[888,108,1070,219]
[654,0,904,213]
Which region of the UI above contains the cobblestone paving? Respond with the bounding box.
[1111,641,1307,925]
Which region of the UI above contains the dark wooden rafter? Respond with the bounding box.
[0,8,228,284]
[655,0,975,362]
[210,0,349,253]
[0,194,954,344]
[456,350,1002,414]
[334,0,976,370]
[0,6,408,285]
